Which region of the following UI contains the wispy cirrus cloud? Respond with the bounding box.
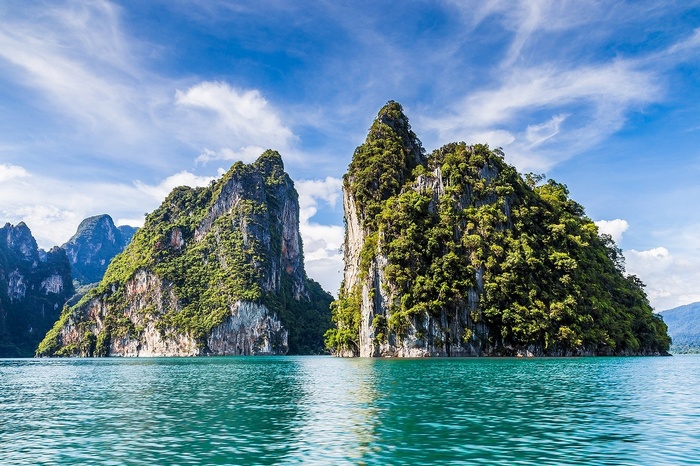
[418,1,700,172]
[0,1,153,144]
[424,59,659,171]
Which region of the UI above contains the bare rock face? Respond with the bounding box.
[38,151,332,357]
[0,223,73,357]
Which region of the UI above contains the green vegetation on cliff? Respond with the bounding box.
[326,102,669,356]
[38,151,332,356]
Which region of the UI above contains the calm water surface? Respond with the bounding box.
[1,355,699,465]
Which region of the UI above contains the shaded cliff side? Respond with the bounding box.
[62,214,137,285]
[38,151,332,357]
[325,101,670,357]
[0,223,74,357]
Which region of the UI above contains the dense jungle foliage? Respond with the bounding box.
[326,102,670,356]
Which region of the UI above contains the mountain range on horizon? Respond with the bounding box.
[0,215,138,357]
[659,302,700,353]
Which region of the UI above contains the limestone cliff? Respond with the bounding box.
[0,223,74,357]
[62,214,137,285]
[38,151,332,357]
[326,102,670,357]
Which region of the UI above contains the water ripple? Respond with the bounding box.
[1,356,699,464]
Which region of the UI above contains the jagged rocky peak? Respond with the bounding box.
[1,222,39,263]
[326,102,670,358]
[38,150,332,358]
[62,214,137,285]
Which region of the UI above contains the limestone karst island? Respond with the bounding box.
[1,102,669,359]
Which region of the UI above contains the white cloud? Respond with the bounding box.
[135,171,217,201]
[525,114,568,147]
[175,82,296,156]
[196,146,266,164]
[0,1,150,141]
[115,218,145,229]
[459,55,655,130]
[0,164,30,182]
[295,177,344,295]
[0,168,222,249]
[295,177,343,222]
[624,245,700,311]
[595,219,629,244]
[419,2,700,172]
[425,60,658,171]
[463,129,515,148]
[626,247,673,276]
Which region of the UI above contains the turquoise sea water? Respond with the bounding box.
[1,356,699,465]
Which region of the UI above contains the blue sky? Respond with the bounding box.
[1,0,699,310]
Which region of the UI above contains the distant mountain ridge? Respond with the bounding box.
[61,214,136,285]
[659,302,700,353]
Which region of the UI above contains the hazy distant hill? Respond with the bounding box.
[659,302,700,353]
[61,215,136,285]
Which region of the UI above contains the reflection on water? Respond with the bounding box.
[290,357,381,463]
[1,356,700,465]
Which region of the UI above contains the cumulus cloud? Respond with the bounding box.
[295,177,344,294]
[623,244,700,311]
[626,247,673,275]
[595,219,629,244]
[295,177,343,222]
[135,171,219,201]
[175,82,296,161]
[0,168,224,249]
[0,164,30,182]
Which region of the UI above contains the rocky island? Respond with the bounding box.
[37,151,332,357]
[324,102,670,357]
